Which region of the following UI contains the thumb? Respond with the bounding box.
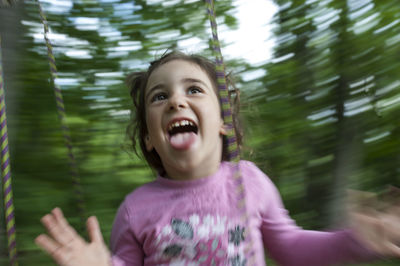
[87,216,105,243]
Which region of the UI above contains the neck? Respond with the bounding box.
[165,161,221,181]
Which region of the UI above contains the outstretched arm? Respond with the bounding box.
[35,208,111,266]
[348,189,400,258]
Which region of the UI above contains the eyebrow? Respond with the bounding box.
[145,78,209,100]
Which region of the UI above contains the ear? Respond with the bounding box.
[219,119,227,135]
[145,135,154,151]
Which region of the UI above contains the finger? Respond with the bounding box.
[382,212,400,241]
[41,208,79,246]
[52,208,81,241]
[35,234,63,259]
[87,216,105,244]
[36,234,73,265]
[383,241,400,258]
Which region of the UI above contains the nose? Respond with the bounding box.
[168,92,187,111]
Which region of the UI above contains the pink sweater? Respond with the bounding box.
[110,160,374,265]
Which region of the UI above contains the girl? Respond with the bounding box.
[36,51,400,266]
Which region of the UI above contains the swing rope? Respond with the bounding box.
[205,0,255,264]
[37,1,86,230]
[0,36,18,266]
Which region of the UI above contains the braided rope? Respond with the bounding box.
[0,36,18,266]
[37,1,86,230]
[204,0,255,264]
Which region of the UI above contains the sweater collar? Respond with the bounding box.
[156,161,229,189]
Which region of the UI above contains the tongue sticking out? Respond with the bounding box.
[169,132,196,150]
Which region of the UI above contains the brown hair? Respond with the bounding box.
[126,51,242,175]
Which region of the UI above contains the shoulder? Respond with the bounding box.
[238,160,274,185]
[122,180,164,210]
[236,160,279,202]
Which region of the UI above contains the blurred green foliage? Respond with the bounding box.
[0,0,399,265]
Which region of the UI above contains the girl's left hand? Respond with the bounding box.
[348,189,400,258]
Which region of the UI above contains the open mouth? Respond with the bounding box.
[167,119,198,137]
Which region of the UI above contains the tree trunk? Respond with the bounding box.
[327,0,362,226]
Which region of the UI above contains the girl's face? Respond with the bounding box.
[144,60,226,180]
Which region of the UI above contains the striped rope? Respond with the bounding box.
[0,36,18,266]
[37,1,86,230]
[204,0,255,264]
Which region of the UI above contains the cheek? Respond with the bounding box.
[145,107,162,133]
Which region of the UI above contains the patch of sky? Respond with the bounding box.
[349,76,374,89]
[107,36,128,43]
[344,97,373,117]
[350,47,375,60]
[307,107,336,121]
[385,33,400,47]
[120,15,143,26]
[348,3,374,20]
[377,94,400,112]
[89,103,114,110]
[279,1,292,11]
[318,14,340,31]
[21,20,42,28]
[83,95,105,100]
[99,0,120,3]
[162,0,181,7]
[316,75,339,87]
[349,83,375,96]
[313,7,339,25]
[347,0,372,13]
[376,81,400,96]
[65,49,92,59]
[241,69,266,82]
[83,7,104,13]
[374,19,400,35]
[311,117,337,127]
[352,12,380,35]
[70,17,100,31]
[146,0,163,5]
[312,7,340,31]
[305,85,334,101]
[308,154,334,167]
[81,87,108,91]
[147,30,181,44]
[276,33,296,45]
[39,0,72,14]
[108,109,130,117]
[54,77,83,87]
[95,79,121,86]
[345,96,372,110]
[106,51,129,59]
[105,41,141,53]
[96,97,121,103]
[305,0,318,5]
[99,26,122,38]
[178,37,208,53]
[364,131,390,144]
[28,22,90,48]
[271,53,294,64]
[217,0,277,65]
[95,72,124,78]
[113,2,135,16]
[119,59,149,71]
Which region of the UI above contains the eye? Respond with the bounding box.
[187,86,202,95]
[151,92,168,103]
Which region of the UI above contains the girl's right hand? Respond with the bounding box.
[35,208,111,266]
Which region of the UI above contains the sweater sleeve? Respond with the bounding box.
[110,201,144,266]
[245,162,376,266]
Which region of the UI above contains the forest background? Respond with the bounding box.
[0,0,399,265]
